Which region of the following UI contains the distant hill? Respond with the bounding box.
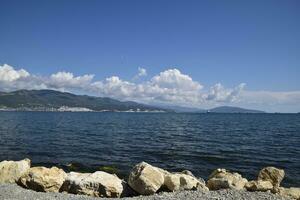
[158,105,265,113]
[0,90,165,112]
[208,106,265,113]
[157,105,206,113]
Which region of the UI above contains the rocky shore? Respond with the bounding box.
[0,184,292,200]
[0,159,299,200]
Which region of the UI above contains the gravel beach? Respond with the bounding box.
[0,184,291,200]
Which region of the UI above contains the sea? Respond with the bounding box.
[0,112,299,187]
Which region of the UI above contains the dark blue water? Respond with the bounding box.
[0,112,299,186]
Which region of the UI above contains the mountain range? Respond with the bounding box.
[0,90,163,112]
[0,90,265,113]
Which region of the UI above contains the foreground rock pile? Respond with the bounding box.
[0,159,299,199]
[127,162,208,195]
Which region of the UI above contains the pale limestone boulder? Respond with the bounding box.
[278,187,300,200]
[258,167,284,188]
[61,171,124,197]
[245,180,273,192]
[18,166,67,192]
[0,159,31,183]
[207,168,248,190]
[164,173,209,192]
[128,162,165,195]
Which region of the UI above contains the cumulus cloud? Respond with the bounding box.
[151,69,202,91]
[91,69,207,105]
[1,63,299,112]
[0,64,29,82]
[49,71,94,90]
[0,64,247,106]
[0,64,47,91]
[92,76,137,99]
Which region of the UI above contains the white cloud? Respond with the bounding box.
[0,64,29,82]
[49,71,94,90]
[151,69,202,91]
[92,76,137,99]
[0,64,47,91]
[206,83,246,102]
[1,63,299,112]
[89,69,240,107]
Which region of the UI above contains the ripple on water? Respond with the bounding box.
[0,112,299,187]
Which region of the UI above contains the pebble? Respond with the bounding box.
[0,184,292,200]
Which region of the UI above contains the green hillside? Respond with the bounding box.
[0,90,164,111]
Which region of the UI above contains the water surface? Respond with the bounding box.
[0,112,299,186]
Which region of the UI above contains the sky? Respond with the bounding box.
[0,0,300,112]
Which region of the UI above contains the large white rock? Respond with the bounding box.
[258,167,285,188]
[18,166,67,192]
[164,173,209,192]
[278,187,300,200]
[0,159,31,183]
[207,168,248,190]
[245,180,273,192]
[128,162,165,195]
[61,171,124,197]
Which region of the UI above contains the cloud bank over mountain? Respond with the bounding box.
[0,64,299,112]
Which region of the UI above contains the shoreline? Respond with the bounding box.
[1,110,300,114]
[0,108,166,113]
[0,159,299,199]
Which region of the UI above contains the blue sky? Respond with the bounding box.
[0,0,300,112]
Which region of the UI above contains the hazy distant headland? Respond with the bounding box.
[162,105,265,114]
[0,89,265,113]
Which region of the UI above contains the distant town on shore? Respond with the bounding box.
[0,89,267,113]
